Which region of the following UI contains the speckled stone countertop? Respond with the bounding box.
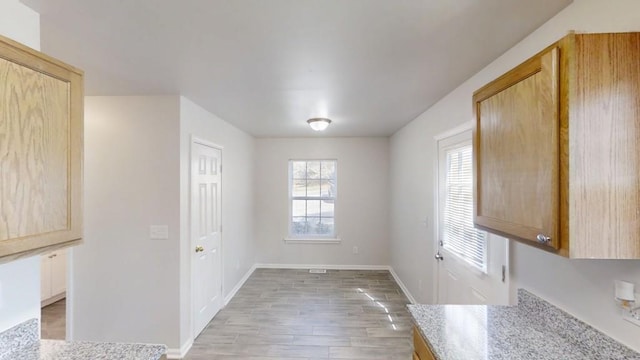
[407,289,640,360]
[0,319,166,360]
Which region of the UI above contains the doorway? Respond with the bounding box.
[191,138,223,338]
[434,124,511,305]
[40,248,68,339]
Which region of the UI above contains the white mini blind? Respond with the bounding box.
[442,145,487,271]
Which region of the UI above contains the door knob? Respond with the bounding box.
[195,245,204,253]
[536,234,551,244]
[435,252,444,261]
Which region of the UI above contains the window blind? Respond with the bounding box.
[442,145,486,271]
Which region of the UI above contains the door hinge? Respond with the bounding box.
[220,164,222,173]
[502,265,506,283]
[220,225,222,232]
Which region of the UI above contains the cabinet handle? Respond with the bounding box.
[536,234,551,244]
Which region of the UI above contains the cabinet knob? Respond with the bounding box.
[536,234,551,244]
[195,245,204,253]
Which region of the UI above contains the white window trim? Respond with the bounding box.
[287,159,338,241]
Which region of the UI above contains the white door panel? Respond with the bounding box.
[192,141,222,337]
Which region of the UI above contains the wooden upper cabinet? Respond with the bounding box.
[473,46,560,250]
[473,32,640,259]
[0,34,83,261]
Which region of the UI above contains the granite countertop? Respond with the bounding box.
[407,289,640,360]
[0,319,166,360]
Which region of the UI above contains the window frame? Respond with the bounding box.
[437,130,488,273]
[286,159,338,241]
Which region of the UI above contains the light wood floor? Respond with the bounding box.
[41,298,66,340]
[184,269,413,359]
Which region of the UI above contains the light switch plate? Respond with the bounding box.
[150,225,169,240]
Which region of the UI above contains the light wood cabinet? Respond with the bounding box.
[0,34,83,261]
[413,327,436,360]
[473,32,640,259]
[41,249,67,306]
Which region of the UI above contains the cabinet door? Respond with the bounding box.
[0,34,83,260]
[473,47,560,248]
[50,249,67,296]
[41,254,52,301]
[413,327,436,360]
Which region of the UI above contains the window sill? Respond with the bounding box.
[283,237,342,244]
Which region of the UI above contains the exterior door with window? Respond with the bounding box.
[435,127,510,305]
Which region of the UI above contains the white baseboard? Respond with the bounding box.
[166,337,193,359]
[255,263,391,271]
[388,267,417,304]
[41,292,66,308]
[224,264,257,305]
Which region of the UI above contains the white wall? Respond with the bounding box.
[254,137,390,266]
[179,97,255,348]
[0,0,41,333]
[390,0,640,351]
[73,96,182,347]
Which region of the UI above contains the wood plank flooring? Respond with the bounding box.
[41,298,66,340]
[184,269,413,360]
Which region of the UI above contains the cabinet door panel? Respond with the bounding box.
[50,250,67,296]
[0,58,70,241]
[41,255,52,301]
[0,34,83,261]
[474,48,560,248]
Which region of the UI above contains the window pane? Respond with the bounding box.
[307,161,321,179]
[442,144,486,271]
[306,217,321,234]
[320,200,334,217]
[291,217,308,235]
[318,217,334,235]
[320,179,335,198]
[292,200,306,217]
[307,200,321,217]
[292,179,306,197]
[316,218,333,235]
[321,161,336,179]
[292,161,307,179]
[307,180,321,197]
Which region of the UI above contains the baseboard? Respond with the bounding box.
[224,264,257,305]
[388,267,417,304]
[255,263,391,271]
[166,337,193,359]
[41,292,66,308]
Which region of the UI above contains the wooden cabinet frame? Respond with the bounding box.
[473,32,640,259]
[0,34,83,262]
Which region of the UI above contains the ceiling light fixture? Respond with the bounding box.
[307,118,332,131]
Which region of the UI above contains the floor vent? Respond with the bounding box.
[309,269,327,274]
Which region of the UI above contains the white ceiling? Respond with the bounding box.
[25,0,571,137]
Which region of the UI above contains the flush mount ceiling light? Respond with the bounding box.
[307,118,332,131]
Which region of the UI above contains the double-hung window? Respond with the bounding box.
[289,160,337,238]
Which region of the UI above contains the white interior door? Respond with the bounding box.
[192,140,223,337]
[434,126,511,305]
